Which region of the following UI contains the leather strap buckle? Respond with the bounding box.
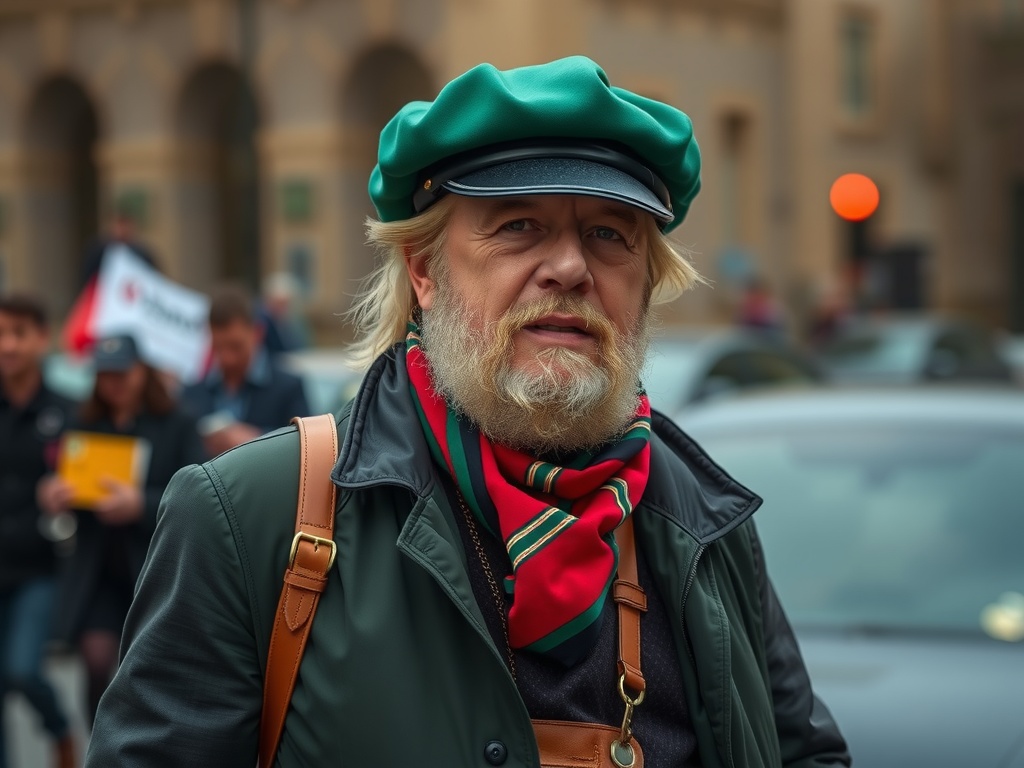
[289,531,337,571]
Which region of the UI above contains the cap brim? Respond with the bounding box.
[442,157,673,224]
[93,358,136,373]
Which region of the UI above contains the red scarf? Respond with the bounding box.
[406,324,651,665]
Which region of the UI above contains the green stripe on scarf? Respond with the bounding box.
[507,509,575,570]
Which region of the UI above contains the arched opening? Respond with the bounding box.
[341,45,434,133]
[338,45,434,294]
[22,76,99,309]
[175,62,261,289]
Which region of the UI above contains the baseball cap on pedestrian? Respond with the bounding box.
[92,334,141,372]
[369,56,701,233]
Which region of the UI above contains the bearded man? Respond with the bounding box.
[86,57,849,768]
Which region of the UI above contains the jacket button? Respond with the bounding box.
[484,740,508,765]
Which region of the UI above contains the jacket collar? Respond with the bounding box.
[643,411,761,544]
[332,344,761,542]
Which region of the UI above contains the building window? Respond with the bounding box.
[839,11,876,120]
[720,111,752,245]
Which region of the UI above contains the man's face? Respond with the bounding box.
[95,363,147,413]
[408,194,654,453]
[0,311,48,383]
[209,319,260,381]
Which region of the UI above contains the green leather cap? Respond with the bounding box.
[369,56,701,233]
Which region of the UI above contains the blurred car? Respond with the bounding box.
[1001,333,1024,385]
[43,351,94,402]
[279,347,364,415]
[642,327,824,414]
[817,313,1014,384]
[680,387,1024,768]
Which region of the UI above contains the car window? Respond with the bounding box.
[819,327,923,379]
[694,425,1024,637]
[743,351,818,385]
[929,327,1010,380]
[695,352,750,401]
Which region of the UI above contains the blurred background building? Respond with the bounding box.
[0,0,1021,344]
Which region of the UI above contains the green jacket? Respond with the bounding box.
[87,349,849,767]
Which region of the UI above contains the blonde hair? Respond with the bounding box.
[344,196,704,370]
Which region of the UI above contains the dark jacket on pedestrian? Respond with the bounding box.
[0,383,74,592]
[180,348,310,434]
[54,407,205,644]
[86,347,849,767]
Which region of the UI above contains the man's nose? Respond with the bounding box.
[534,232,594,293]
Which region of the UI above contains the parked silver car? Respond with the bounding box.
[642,327,824,414]
[817,313,1014,384]
[681,387,1024,767]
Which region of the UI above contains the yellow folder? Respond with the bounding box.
[57,431,151,509]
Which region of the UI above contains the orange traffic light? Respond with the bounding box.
[830,173,879,221]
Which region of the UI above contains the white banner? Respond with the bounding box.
[92,246,211,384]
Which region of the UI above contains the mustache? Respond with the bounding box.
[491,294,615,344]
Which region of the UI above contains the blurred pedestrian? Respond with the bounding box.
[258,271,310,357]
[737,275,785,338]
[0,294,76,768]
[806,277,853,350]
[36,334,204,725]
[87,57,849,767]
[180,285,310,458]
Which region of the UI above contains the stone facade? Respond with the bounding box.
[0,0,1021,341]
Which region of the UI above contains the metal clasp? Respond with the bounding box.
[610,673,646,767]
[289,532,337,570]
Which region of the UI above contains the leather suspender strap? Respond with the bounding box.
[533,520,649,768]
[258,414,339,767]
[613,517,647,696]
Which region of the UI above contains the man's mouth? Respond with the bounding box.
[526,323,589,335]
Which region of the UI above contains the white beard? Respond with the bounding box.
[419,285,650,454]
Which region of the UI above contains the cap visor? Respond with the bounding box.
[93,358,135,373]
[443,157,673,223]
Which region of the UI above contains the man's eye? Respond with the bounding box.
[591,226,623,241]
[502,219,532,232]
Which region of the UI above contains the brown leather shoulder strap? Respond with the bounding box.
[259,414,339,767]
[613,516,647,696]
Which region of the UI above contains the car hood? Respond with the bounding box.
[798,631,1024,768]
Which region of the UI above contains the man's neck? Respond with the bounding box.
[111,406,136,431]
[1,368,43,408]
[221,370,246,393]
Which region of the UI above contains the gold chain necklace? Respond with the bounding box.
[456,493,517,681]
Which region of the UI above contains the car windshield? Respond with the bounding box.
[694,424,1024,637]
[818,327,925,379]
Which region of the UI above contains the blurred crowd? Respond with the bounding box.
[0,231,313,767]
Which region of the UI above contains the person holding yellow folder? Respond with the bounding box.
[37,334,204,725]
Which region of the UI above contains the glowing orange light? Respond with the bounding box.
[829,173,880,221]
